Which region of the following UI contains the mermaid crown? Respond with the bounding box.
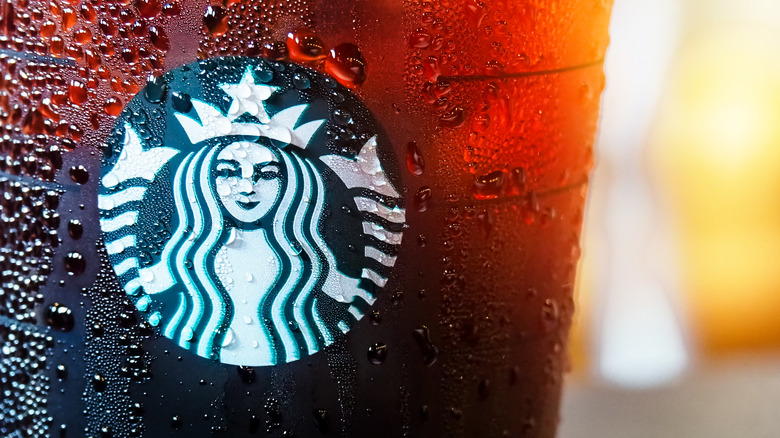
[174,67,324,149]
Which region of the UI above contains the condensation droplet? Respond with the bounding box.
[414,186,432,212]
[473,170,504,199]
[286,28,326,63]
[92,374,107,392]
[412,326,439,366]
[149,25,170,51]
[69,165,89,184]
[136,0,162,19]
[406,141,425,176]
[68,80,88,105]
[64,252,86,275]
[45,303,74,332]
[313,409,329,434]
[541,298,560,333]
[103,96,123,116]
[367,342,387,365]
[171,91,191,112]
[203,5,229,36]
[324,43,367,88]
[439,106,466,128]
[292,72,310,90]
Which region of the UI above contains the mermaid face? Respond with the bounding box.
[214,141,283,224]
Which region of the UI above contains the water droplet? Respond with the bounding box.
[149,26,170,51]
[408,28,432,49]
[464,0,487,27]
[367,342,387,365]
[476,209,493,236]
[91,374,107,392]
[484,59,505,76]
[422,56,440,81]
[162,2,181,16]
[45,303,74,332]
[438,106,466,128]
[414,186,432,212]
[64,251,85,275]
[254,65,274,83]
[473,170,504,199]
[21,109,45,135]
[406,141,425,176]
[171,415,182,429]
[262,40,288,61]
[74,27,92,44]
[99,18,118,36]
[541,298,559,333]
[103,96,123,116]
[149,312,162,326]
[324,43,367,88]
[68,220,83,239]
[68,80,87,105]
[41,20,56,38]
[292,72,310,90]
[92,323,104,337]
[176,327,192,343]
[505,167,526,196]
[56,364,68,380]
[80,3,97,22]
[144,75,167,103]
[171,91,192,112]
[248,414,260,433]
[473,113,490,132]
[312,409,329,434]
[412,326,439,366]
[61,6,77,30]
[203,5,229,36]
[136,0,161,18]
[290,240,303,255]
[135,295,151,312]
[332,108,351,126]
[286,28,326,63]
[420,405,430,421]
[69,165,88,184]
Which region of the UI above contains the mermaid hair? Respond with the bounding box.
[160,139,342,363]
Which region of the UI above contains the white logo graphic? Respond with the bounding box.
[99,59,405,366]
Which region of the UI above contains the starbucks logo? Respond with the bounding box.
[98,57,405,366]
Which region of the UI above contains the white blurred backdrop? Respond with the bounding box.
[561,0,780,436]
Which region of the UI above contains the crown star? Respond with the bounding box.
[220,67,278,123]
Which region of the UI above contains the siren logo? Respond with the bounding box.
[98,57,405,366]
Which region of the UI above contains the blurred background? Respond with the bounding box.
[560,0,780,436]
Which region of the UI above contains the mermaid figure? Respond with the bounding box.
[99,65,404,366]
